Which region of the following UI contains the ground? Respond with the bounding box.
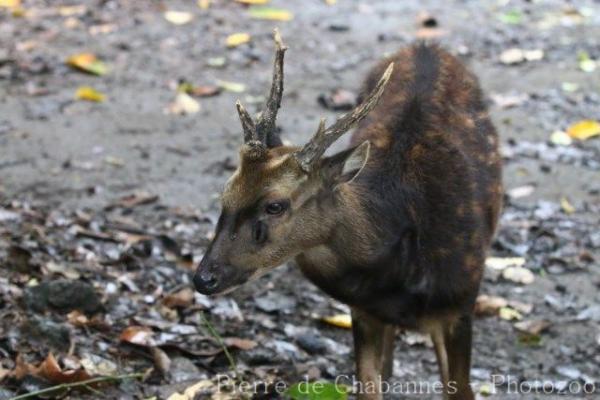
[1,0,599,399]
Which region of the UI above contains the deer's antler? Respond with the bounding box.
[294,62,394,172]
[236,28,287,155]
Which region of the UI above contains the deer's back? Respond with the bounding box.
[348,43,502,320]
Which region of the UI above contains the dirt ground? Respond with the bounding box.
[1,0,600,399]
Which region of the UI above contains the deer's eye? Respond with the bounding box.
[265,201,286,215]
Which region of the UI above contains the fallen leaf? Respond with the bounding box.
[120,326,156,346]
[578,51,597,72]
[44,261,81,279]
[13,353,91,384]
[514,319,551,335]
[566,120,600,141]
[162,288,195,308]
[223,337,258,350]
[499,48,544,65]
[235,0,269,4]
[321,314,352,329]
[165,92,201,115]
[325,0,337,4]
[0,0,19,8]
[167,379,215,400]
[164,11,193,25]
[502,266,535,285]
[560,197,576,214]
[475,295,508,316]
[217,80,246,93]
[75,86,106,102]
[507,185,535,199]
[249,7,293,21]
[66,53,108,76]
[226,32,251,48]
[499,307,522,321]
[207,57,227,68]
[498,10,523,24]
[550,130,573,146]
[485,257,526,271]
[58,5,86,16]
[197,0,211,9]
[111,191,159,208]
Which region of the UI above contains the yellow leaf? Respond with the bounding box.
[66,53,108,76]
[249,7,293,21]
[549,130,572,146]
[165,92,201,115]
[216,80,246,93]
[0,0,19,8]
[164,11,193,25]
[567,120,600,140]
[197,0,210,9]
[560,197,575,214]
[235,0,269,4]
[325,0,337,4]
[499,307,522,321]
[226,32,251,48]
[75,86,105,102]
[322,314,352,329]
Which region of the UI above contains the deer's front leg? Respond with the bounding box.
[351,308,396,400]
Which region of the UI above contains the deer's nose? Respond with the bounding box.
[193,262,220,294]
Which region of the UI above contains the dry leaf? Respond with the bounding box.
[325,0,337,5]
[502,266,535,285]
[550,130,572,146]
[112,192,159,208]
[560,197,576,214]
[162,288,195,308]
[514,319,551,335]
[13,353,91,384]
[58,5,86,16]
[66,53,108,76]
[321,314,352,329]
[226,32,251,48]
[223,337,258,350]
[164,11,193,25]
[475,295,508,316]
[197,0,211,9]
[485,257,526,271]
[166,92,201,115]
[167,379,215,400]
[499,307,522,321]
[216,80,246,93]
[120,326,156,346]
[249,7,293,21]
[566,120,600,141]
[150,346,171,376]
[0,0,20,8]
[75,86,106,102]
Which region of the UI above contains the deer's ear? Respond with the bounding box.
[320,141,371,185]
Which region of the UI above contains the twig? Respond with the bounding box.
[9,373,144,400]
[200,312,238,375]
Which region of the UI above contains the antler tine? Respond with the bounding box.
[236,100,258,143]
[294,62,394,172]
[255,28,288,143]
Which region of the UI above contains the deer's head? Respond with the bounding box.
[194,29,393,295]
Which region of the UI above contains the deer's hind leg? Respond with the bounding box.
[430,315,475,400]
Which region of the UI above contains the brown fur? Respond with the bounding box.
[195,42,502,400]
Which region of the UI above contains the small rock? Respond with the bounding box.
[21,316,71,351]
[296,333,328,354]
[254,292,296,313]
[555,365,582,380]
[23,279,102,314]
[576,305,600,322]
[169,357,204,383]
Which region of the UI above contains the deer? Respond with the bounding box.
[194,29,502,400]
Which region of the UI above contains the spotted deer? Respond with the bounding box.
[194,29,502,400]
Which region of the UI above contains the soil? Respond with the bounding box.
[1,0,599,399]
